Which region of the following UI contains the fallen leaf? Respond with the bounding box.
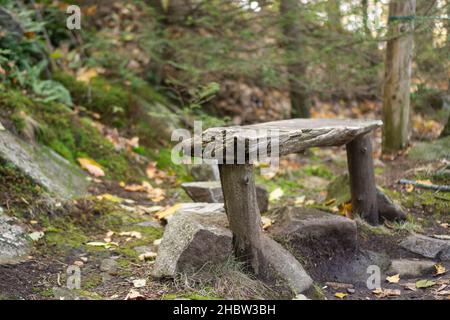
[96,194,123,203]
[434,264,446,276]
[335,292,348,299]
[0,120,5,131]
[405,184,414,193]
[76,67,98,83]
[133,279,147,288]
[155,204,182,220]
[261,216,272,230]
[86,241,118,249]
[416,279,436,289]
[125,289,144,300]
[440,223,449,229]
[28,231,45,241]
[386,274,400,284]
[436,290,450,296]
[119,231,142,239]
[325,282,354,290]
[294,196,306,206]
[339,202,353,218]
[402,283,417,291]
[269,188,284,202]
[153,239,162,246]
[77,158,105,177]
[372,288,401,297]
[73,260,84,267]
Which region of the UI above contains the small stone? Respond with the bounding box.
[0,212,30,265]
[389,259,436,278]
[347,288,356,294]
[181,181,269,212]
[100,258,118,274]
[152,204,232,277]
[400,234,450,260]
[293,294,310,300]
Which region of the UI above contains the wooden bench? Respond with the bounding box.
[184,119,382,278]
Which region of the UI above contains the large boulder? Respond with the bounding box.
[153,203,313,293]
[188,162,220,181]
[400,234,450,261]
[0,208,30,265]
[152,203,232,277]
[269,207,359,281]
[0,130,89,199]
[181,181,269,213]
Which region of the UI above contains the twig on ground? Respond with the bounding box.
[399,179,450,192]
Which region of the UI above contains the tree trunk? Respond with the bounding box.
[326,0,343,33]
[442,0,450,138]
[280,0,310,118]
[382,0,416,153]
[362,0,370,35]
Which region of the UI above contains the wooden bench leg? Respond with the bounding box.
[218,164,269,277]
[346,134,379,225]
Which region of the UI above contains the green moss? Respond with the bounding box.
[311,284,325,300]
[0,89,135,180]
[408,136,450,161]
[53,73,130,128]
[301,165,334,180]
[0,159,44,218]
[82,274,103,290]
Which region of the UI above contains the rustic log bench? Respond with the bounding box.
[183,119,382,282]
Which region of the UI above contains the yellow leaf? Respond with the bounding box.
[261,216,272,230]
[339,202,353,218]
[386,274,400,284]
[335,292,347,299]
[96,194,123,203]
[269,188,284,202]
[372,288,401,297]
[77,158,105,177]
[435,264,446,276]
[405,184,414,193]
[155,204,182,220]
[76,67,98,83]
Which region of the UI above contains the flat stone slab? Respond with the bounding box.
[0,209,30,265]
[400,234,450,261]
[153,203,313,293]
[388,259,436,278]
[184,119,382,160]
[181,181,269,212]
[261,235,313,294]
[0,130,89,199]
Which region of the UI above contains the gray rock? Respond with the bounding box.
[261,235,313,294]
[400,234,450,260]
[0,211,30,265]
[269,207,361,282]
[388,259,436,278]
[152,204,232,277]
[0,130,89,199]
[189,162,220,181]
[100,258,118,274]
[270,207,358,254]
[181,181,269,213]
[133,245,156,255]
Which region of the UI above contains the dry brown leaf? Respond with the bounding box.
[138,252,157,261]
[125,289,144,300]
[261,216,273,230]
[77,158,105,177]
[434,264,446,276]
[76,67,99,83]
[155,204,182,220]
[372,288,401,297]
[386,274,400,284]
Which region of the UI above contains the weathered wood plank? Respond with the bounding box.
[184,119,382,162]
[346,134,379,225]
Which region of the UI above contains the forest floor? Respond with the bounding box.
[0,126,448,300]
